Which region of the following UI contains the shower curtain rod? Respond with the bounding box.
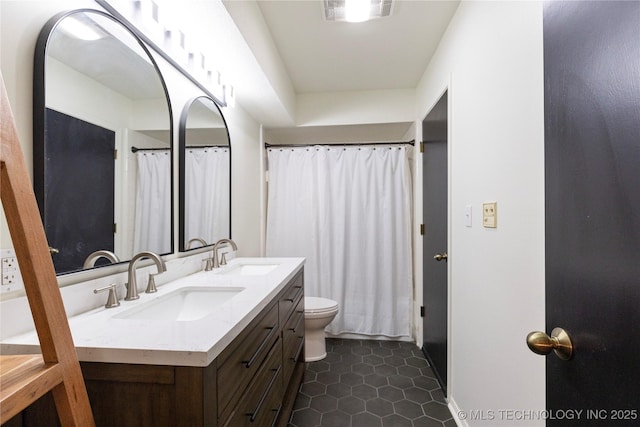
[130,146,170,153]
[185,144,229,149]
[264,140,414,149]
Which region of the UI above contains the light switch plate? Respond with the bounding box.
[465,205,473,227]
[483,202,497,228]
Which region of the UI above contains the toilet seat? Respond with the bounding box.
[305,296,338,314]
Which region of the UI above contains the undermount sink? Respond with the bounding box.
[221,264,279,276]
[113,287,245,321]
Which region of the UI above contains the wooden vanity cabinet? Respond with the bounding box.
[5,268,305,427]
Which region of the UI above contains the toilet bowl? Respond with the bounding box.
[304,296,339,362]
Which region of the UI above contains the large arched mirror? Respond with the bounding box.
[34,9,173,275]
[179,96,231,251]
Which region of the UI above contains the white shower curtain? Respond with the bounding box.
[185,147,230,245]
[266,145,413,338]
[133,150,171,254]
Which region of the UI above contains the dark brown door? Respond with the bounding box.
[422,91,448,393]
[43,109,115,274]
[543,1,640,423]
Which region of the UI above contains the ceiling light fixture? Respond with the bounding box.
[324,0,393,23]
[345,0,370,23]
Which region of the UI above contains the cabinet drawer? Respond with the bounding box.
[282,297,305,383]
[221,337,283,427]
[278,271,304,326]
[218,302,279,420]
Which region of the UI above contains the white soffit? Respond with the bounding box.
[264,122,414,145]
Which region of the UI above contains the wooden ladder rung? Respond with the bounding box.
[0,354,65,422]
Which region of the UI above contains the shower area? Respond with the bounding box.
[265,141,415,340]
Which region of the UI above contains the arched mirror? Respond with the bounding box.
[34,9,173,275]
[179,96,231,251]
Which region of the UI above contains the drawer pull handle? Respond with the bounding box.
[270,404,283,427]
[247,366,281,422]
[291,338,304,362]
[289,312,304,334]
[243,325,277,369]
[284,287,303,303]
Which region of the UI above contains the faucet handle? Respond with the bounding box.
[94,284,120,308]
[220,252,228,266]
[145,274,158,294]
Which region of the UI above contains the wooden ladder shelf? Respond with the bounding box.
[0,73,95,425]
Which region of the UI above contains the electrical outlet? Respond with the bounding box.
[1,248,24,293]
[483,202,497,228]
[3,272,17,285]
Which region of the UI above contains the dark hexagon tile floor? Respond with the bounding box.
[288,339,456,427]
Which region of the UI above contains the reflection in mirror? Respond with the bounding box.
[34,10,173,275]
[179,96,231,252]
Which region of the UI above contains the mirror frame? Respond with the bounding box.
[178,96,232,252]
[33,9,174,275]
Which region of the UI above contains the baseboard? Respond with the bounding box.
[448,396,469,427]
[325,332,413,342]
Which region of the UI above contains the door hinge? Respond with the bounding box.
[114,149,118,160]
[420,224,424,235]
[113,223,117,233]
[420,141,424,153]
[420,306,425,317]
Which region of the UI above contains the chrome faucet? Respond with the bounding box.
[83,250,120,269]
[125,251,166,301]
[186,237,207,249]
[208,238,238,270]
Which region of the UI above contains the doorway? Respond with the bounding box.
[422,91,448,393]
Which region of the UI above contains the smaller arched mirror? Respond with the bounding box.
[179,96,231,251]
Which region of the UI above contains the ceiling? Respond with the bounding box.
[220,0,459,140]
[254,0,460,94]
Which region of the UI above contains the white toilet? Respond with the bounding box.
[304,296,339,362]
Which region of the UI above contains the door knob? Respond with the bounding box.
[526,327,573,360]
[433,252,448,262]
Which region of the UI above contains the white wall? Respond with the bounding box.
[414,1,546,425]
[222,102,262,257]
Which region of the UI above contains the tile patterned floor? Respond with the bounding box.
[288,338,456,427]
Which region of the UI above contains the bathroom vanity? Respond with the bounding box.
[1,258,305,427]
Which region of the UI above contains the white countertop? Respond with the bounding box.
[0,257,304,367]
